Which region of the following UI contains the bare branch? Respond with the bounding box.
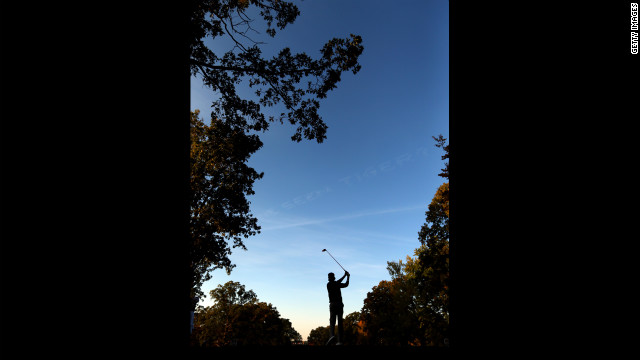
[212,10,250,52]
[237,9,262,36]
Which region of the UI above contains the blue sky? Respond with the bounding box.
[190,0,448,341]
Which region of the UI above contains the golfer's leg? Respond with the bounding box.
[337,305,344,342]
[329,305,336,337]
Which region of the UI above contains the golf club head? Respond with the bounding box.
[322,249,326,252]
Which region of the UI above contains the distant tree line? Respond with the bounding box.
[307,135,450,346]
[191,281,302,346]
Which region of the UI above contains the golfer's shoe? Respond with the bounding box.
[326,336,336,346]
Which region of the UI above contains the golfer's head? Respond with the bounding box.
[328,272,335,282]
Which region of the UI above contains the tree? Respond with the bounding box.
[193,281,258,346]
[188,0,364,299]
[432,134,449,180]
[307,326,331,346]
[189,0,364,143]
[209,280,259,307]
[193,281,301,346]
[363,135,450,346]
[190,110,264,299]
[406,135,450,345]
[343,311,366,345]
[410,183,450,346]
[281,318,302,344]
[360,273,421,345]
[228,301,288,345]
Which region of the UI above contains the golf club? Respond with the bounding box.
[322,249,348,273]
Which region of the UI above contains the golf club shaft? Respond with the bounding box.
[325,250,347,273]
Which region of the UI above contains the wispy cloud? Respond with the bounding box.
[260,205,425,231]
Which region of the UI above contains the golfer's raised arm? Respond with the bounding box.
[341,272,350,287]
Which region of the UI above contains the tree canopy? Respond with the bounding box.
[190,110,264,298]
[192,281,301,346]
[188,0,364,299]
[343,135,450,346]
[307,325,331,346]
[432,134,449,180]
[189,0,364,142]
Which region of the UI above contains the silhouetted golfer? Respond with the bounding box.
[327,271,350,345]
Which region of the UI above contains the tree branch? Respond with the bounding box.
[190,59,316,77]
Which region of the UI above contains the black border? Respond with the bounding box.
[2,2,192,355]
[450,0,638,353]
